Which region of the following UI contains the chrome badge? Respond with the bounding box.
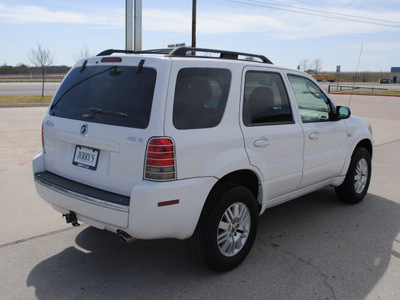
[80,124,88,135]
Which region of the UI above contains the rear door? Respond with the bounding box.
[240,68,304,201]
[43,57,168,196]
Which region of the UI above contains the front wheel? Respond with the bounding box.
[336,147,371,204]
[189,183,259,272]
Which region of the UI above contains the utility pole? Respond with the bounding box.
[125,0,142,51]
[192,0,196,48]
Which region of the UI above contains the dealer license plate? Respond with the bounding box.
[73,146,100,170]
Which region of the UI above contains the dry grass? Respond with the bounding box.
[330,90,400,96]
[0,95,53,104]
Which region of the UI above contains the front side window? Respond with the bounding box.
[243,71,293,126]
[50,65,157,129]
[173,68,231,129]
[288,75,332,122]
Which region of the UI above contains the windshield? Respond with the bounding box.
[50,65,157,129]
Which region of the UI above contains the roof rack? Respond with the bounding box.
[97,47,272,64]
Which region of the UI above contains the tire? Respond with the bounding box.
[189,183,258,272]
[336,147,371,204]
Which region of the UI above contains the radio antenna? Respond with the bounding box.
[349,44,363,107]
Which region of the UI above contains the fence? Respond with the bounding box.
[0,73,66,80]
[328,84,400,95]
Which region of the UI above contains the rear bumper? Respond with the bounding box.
[34,171,129,212]
[33,152,217,240]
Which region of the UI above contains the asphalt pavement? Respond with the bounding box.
[0,95,399,299]
[0,82,60,96]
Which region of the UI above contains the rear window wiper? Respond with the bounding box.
[50,66,119,110]
[88,107,132,118]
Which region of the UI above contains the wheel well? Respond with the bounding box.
[205,170,261,213]
[356,139,373,158]
[217,170,259,197]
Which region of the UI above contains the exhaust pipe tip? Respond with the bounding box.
[117,230,135,244]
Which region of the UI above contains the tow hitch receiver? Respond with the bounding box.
[63,212,80,227]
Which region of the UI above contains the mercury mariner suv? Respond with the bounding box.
[33,47,373,271]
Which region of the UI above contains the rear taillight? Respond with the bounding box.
[41,122,46,154]
[144,137,176,181]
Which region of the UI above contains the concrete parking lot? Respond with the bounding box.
[0,95,399,299]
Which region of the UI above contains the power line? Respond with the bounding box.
[225,0,400,29]
[247,0,400,25]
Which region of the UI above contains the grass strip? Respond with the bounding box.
[330,90,400,96]
[0,95,53,104]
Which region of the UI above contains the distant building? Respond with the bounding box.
[390,67,400,83]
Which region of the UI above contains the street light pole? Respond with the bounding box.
[126,0,133,51]
[134,0,142,51]
[126,0,142,51]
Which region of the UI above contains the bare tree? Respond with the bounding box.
[299,59,309,72]
[312,58,323,75]
[74,44,95,62]
[27,44,55,97]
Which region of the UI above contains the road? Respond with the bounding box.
[0,82,60,96]
[0,95,399,299]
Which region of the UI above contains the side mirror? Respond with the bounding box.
[337,106,351,119]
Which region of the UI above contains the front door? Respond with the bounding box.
[287,74,348,188]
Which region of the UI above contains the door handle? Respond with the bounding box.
[253,138,270,147]
[309,132,320,140]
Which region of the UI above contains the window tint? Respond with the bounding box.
[288,75,332,122]
[50,65,156,129]
[173,68,231,129]
[243,71,293,126]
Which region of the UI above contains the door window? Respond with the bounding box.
[243,71,293,126]
[288,75,332,122]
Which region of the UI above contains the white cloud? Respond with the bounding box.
[0,3,398,39]
[142,7,399,39]
[362,42,400,52]
[142,10,288,34]
[0,4,121,26]
[198,13,289,34]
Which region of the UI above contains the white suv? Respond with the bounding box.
[33,47,373,271]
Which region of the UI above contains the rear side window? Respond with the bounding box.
[173,68,231,129]
[243,71,293,126]
[49,65,157,129]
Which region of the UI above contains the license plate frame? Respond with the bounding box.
[72,145,100,170]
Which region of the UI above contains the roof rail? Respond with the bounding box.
[168,47,272,64]
[97,47,272,64]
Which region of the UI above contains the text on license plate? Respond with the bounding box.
[73,146,100,170]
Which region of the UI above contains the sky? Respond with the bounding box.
[0,0,399,72]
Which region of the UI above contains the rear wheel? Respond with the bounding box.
[190,183,258,272]
[336,147,371,204]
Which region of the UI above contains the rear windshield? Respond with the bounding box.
[49,65,157,129]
